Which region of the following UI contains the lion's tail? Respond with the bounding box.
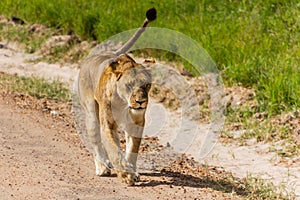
[114,8,156,56]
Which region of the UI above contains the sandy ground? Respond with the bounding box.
[1,93,242,200]
[0,45,299,199]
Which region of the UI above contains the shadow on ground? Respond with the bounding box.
[138,171,247,196]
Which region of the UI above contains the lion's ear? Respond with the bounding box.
[143,57,155,64]
[143,58,155,72]
[109,60,118,71]
[106,61,122,80]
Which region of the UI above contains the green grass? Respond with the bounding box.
[223,103,299,157]
[243,174,294,200]
[0,22,51,53]
[0,0,299,116]
[0,73,71,102]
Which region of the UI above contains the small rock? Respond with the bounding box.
[50,110,58,116]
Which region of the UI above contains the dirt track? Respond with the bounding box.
[0,92,242,200]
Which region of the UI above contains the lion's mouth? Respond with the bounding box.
[129,106,145,110]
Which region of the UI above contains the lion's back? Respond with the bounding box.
[78,54,115,101]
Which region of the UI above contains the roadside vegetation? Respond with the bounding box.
[1,0,299,115]
[0,73,70,102]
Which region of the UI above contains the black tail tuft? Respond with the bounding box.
[146,8,157,21]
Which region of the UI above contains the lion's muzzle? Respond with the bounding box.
[129,88,149,110]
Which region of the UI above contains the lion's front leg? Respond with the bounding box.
[125,133,142,171]
[125,131,143,181]
[99,117,137,185]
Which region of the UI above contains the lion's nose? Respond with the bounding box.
[135,100,146,105]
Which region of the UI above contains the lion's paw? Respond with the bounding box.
[116,171,139,186]
[96,167,111,176]
[95,160,111,176]
[134,172,140,182]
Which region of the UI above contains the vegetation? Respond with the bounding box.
[0,73,70,102]
[1,0,299,115]
[243,174,294,200]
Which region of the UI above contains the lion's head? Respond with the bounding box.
[118,66,151,111]
[103,54,152,118]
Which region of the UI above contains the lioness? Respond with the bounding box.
[77,8,156,185]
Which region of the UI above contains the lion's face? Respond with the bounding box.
[116,66,151,112]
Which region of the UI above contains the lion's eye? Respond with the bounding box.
[145,84,151,90]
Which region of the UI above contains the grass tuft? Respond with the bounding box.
[0,73,70,102]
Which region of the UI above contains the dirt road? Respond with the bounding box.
[0,92,241,200]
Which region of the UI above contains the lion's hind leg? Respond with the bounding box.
[84,98,111,176]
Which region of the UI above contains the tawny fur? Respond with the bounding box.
[78,53,152,185]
